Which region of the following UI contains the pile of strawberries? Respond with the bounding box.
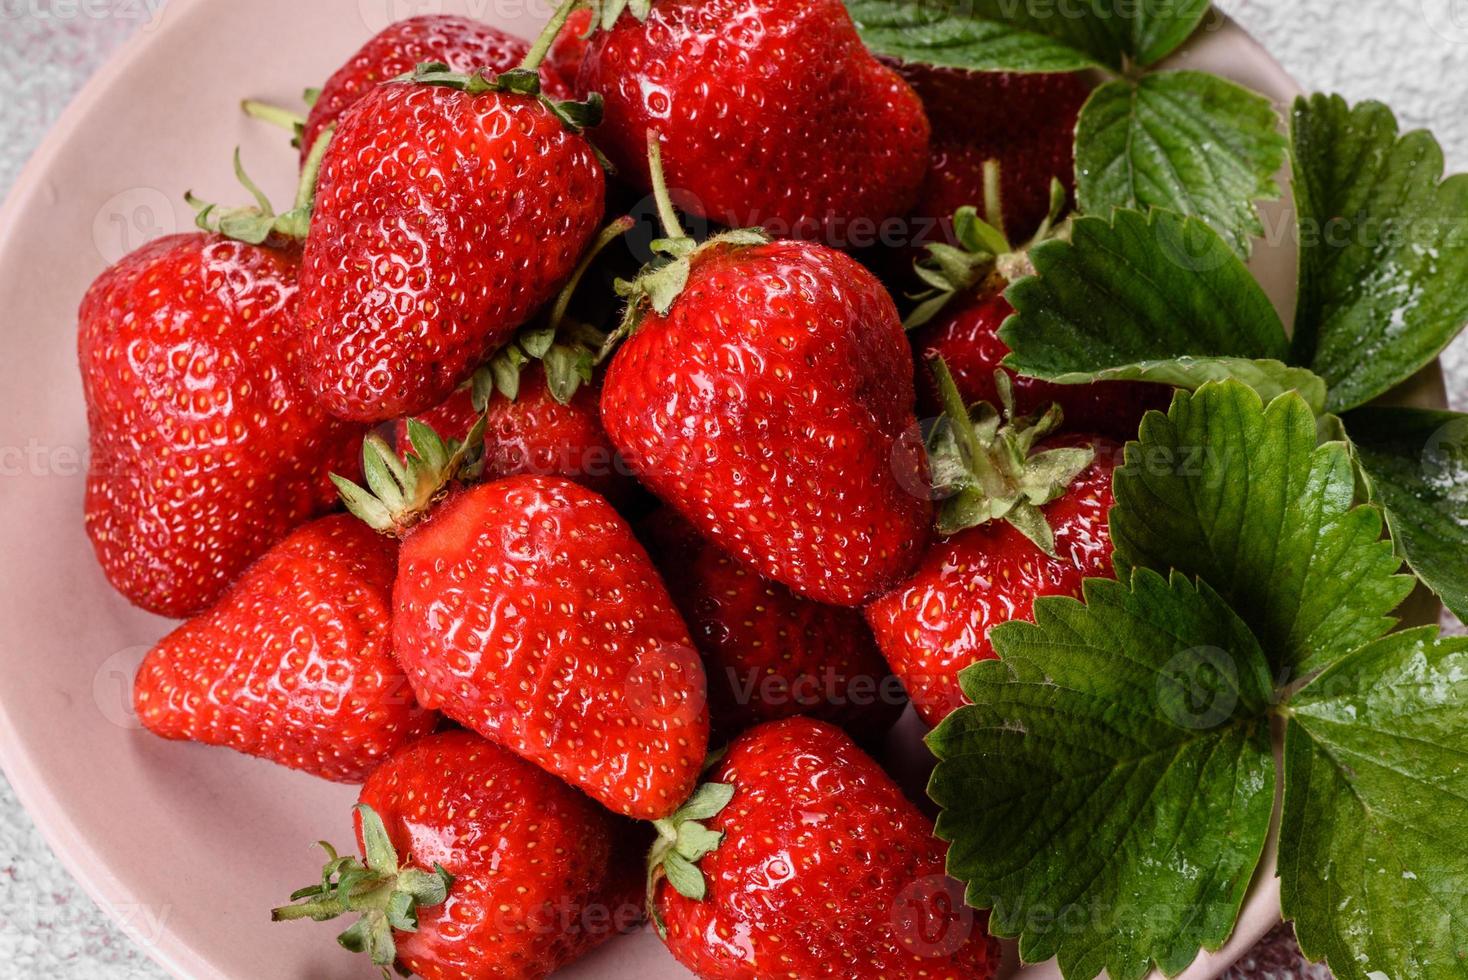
[76,2,1171,978]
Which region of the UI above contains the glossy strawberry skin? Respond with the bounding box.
[393,476,709,820]
[656,718,1000,980]
[866,437,1120,728]
[641,509,905,738]
[578,0,929,242]
[913,291,1171,441]
[394,366,638,509]
[133,515,433,782]
[300,83,605,423]
[357,731,643,980]
[602,239,931,607]
[899,66,1090,245]
[299,15,570,164]
[79,233,364,618]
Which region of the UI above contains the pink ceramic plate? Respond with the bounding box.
[0,3,1432,978]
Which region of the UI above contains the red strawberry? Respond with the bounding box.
[914,289,1170,439]
[133,514,433,782]
[897,65,1090,248]
[903,203,1169,440]
[79,230,363,618]
[648,717,1000,979]
[293,15,571,167]
[299,60,605,422]
[273,730,643,979]
[601,142,930,607]
[577,0,930,242]
[641,508,905,738]
[334,427,710,819]
[393,363,637,509]
[392,476,707,819]
[548,7,596,87]
[866,361,1120,726]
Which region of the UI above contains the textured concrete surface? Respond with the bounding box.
[2,1,1464,977]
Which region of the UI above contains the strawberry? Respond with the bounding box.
[298,50,606,423]
[648,717,1000,979]
[641,508,905,738]
[576,0,930,242]
[296,16,570,166]
[133,514,433,782]
[914,289,1170,439]
[905,204,1169,440]
[334,425,709,820]
[601,139,931,607]
[896,64,1090,250]
[548,7,596,88]
[393,363,638,510]
[79,152,364,617]
[865,360,1120,727]
[273,730,643,979]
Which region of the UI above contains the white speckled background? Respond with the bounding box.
[1,1,1463,976]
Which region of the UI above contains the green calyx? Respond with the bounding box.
[601,132,769,357]
[905,167,1069,330]
[645,781,735,938]
[332,415,487,537]
[927,355,1095,555]
[186,127,333,246]
[476,318,607,408]
[591,0,653,29]
[402,60,604,135]
[476,213,636,406]
[272,805,453,979]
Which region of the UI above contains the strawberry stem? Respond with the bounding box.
[521,0,584,72]
[548,214,636,334]
[296,125,334,212]
[275,124,335,240]
[241,98,306,133]
[982,159,1008,240]
[645,131,689,243]
[598,138,768,353]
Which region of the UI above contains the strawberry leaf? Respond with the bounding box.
[1055,356,1327,414]
[844,0,1212,73]
[1000,209,1309,406]
[1111,382,1414,679]
[1344,406,1468,624]
[1075,72,1287,258]
[1291,95,1468,412]
[930,569,1276,980]
[1279,627,1468,980]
